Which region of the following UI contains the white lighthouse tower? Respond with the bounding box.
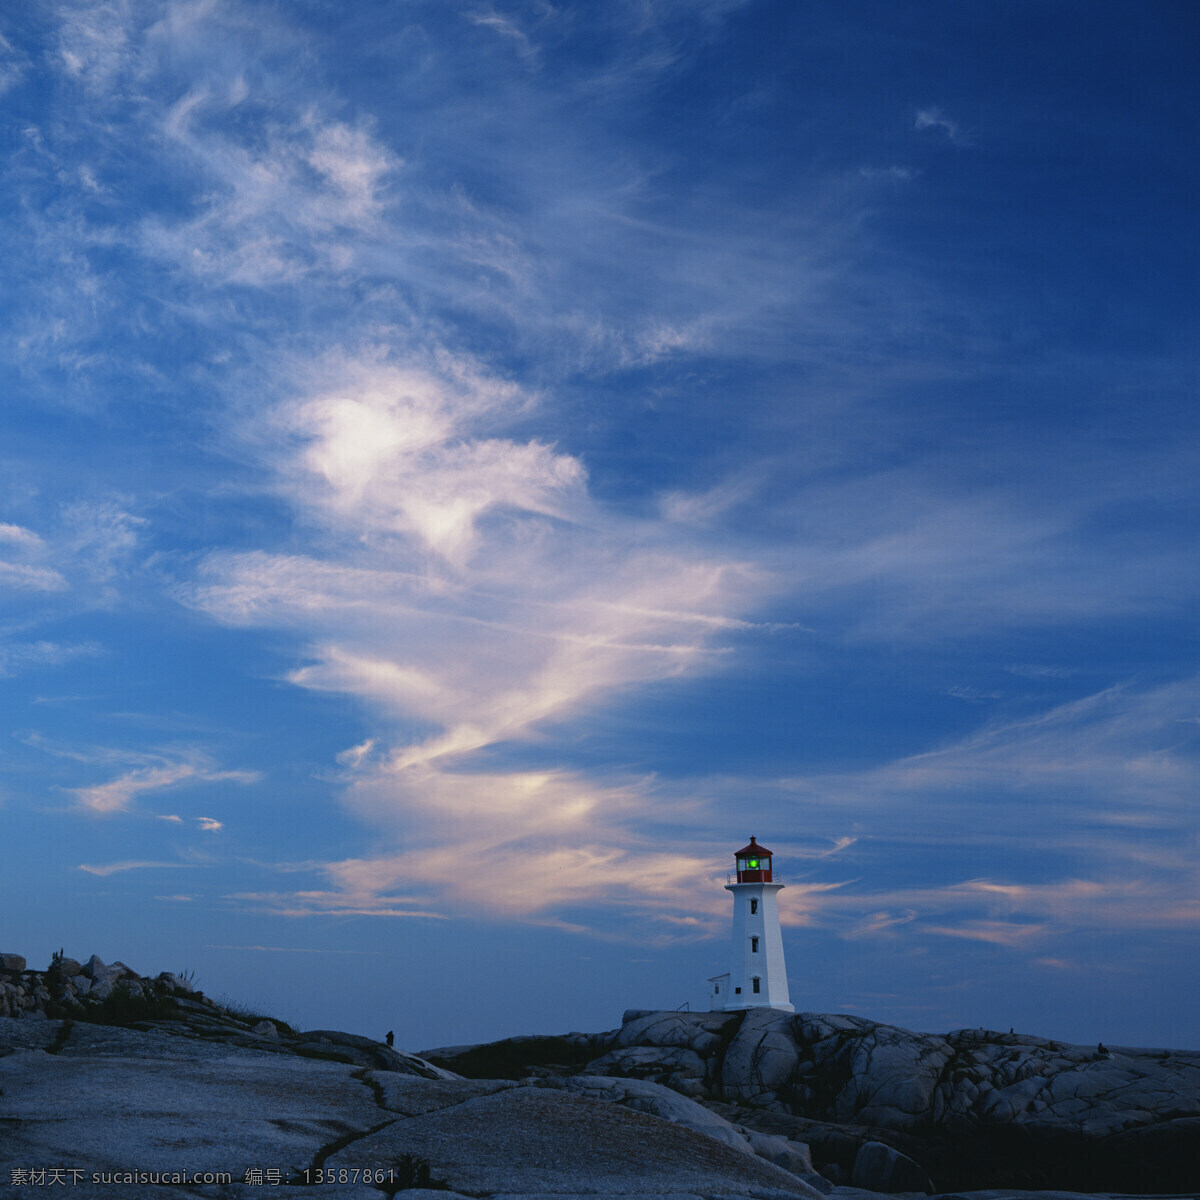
[708,837,793,1012]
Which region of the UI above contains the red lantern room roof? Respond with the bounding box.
[735,836,773,858]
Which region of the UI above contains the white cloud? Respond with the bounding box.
[468,8,540,65]
[0,562,69,592]
[759,466,1200,639]
[277,357,580,563]
[66,750,259,815]
[205,944,383,954]
[223,891,446,920]
[24,0,1191,953]
[858,166,917,182]
[746,679,1200,943]
[0,30,29,96]
[0,640,103,676]
[0,523,43,547]
[172,336,775,932]
[78,860,198,876]
[54,0,133,90]
[59,500,146,589]
[914,106,969,144]
[143,82,400,286]
[181,346,771,784]
[850,679,1200,809]
[0,502,145,606]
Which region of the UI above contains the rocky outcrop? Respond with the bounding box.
[430,1008,1200,1194]
[0,1017,827,1199]
[6,949,1197,1198]
[852,1141,934,1193]
[0,950,451,1077]
[0,950,197,1021]
[0,953,831,1195]
[421,1028,613,1079]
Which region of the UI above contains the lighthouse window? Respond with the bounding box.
[752,977,761,994]
[735,987,741,994]
[750,899,758,914]
[751,937,759,953]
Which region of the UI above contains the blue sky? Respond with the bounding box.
[2,0,1198,1051]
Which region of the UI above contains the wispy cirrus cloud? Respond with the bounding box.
[205,944,384,955]
[224,891,446,920]
[0,562,69,592]
[11,0,1195,977]
[78,859,200,877]
[145,87,399,286]
[915,105,969,145]
[752,680,1200,947]
[173,339,781,928]
[812,678,1200,814]
[57,748,259,815]
[467,7,541,66]
[815,871,1200,958]
[0,30,29,95]
[0,503,144,612]
[0,639,102,676]
[0,523,43,547]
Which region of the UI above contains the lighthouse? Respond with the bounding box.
[708,837,794,1012]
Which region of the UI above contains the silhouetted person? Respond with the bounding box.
[386,1030,394,1048]
[1097,1042,1109,1057]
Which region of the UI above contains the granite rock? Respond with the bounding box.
[851,1141,933,1194]
[439,1009,1200,1194]
[325,1085,822,1198]
[585,1043,710,1095]
[723,1008,801,1104]
[0,1019,833,1199]
[559,1074,754,1154]
[613,1009,737,1056]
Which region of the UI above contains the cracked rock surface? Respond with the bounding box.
[0,1017,826,1199]
[326,1086,818,1197]
[428,1008,1200,1194]
[4,976,1197,1200]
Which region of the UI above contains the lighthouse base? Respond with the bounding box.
[707,970,795,1013]
[718,1001,795,1013]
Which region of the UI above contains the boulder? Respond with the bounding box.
[584,1042,709,1095]
[745,1129,816,1176]
[87,976,117,1002]
[0,954,26,973]
[80,955,106,979]
[722,1007,800,1102]
[325,1084,824,1197]
[155,971,195,993]
[561,1074,753,1154]
[50,956,82,977]
[851,1140,934,1193]
[841,1027,953,1131]
[613,1008,736,1055]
